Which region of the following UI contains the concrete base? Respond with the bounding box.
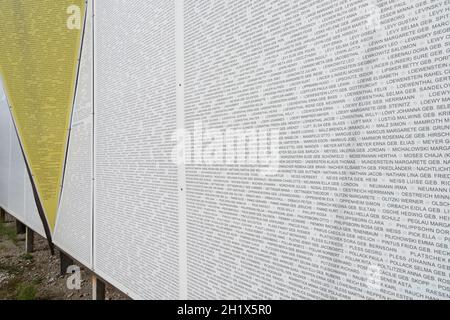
[92,275,106,300]
[16,220,26,234]
[26,227,34,253]
[59,251,74,275]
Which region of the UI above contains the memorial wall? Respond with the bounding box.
[0,0,449,299]
[181,0,450,300]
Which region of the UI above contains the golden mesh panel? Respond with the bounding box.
[0,0,85,230]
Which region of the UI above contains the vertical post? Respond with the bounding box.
[25,227,34,253]
[59,251,74,275]
[16,220,26,234]
[0,208,5,223]
[92,274,106,300]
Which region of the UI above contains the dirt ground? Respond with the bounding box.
[0,217,129,300]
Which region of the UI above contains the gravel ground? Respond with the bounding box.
[0,217,129,300]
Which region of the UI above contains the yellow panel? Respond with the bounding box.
[0,0,85,231]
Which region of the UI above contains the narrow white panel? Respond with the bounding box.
[54,1,93,267]
[7,123,26,222]
[0,80,44,236]
[184,0,450,299]
[0,83,10,208]
[175,0,188,300]
[94,0,179,299]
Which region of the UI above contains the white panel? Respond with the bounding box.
[0,83,10,208]
[0,80,44,236]
[183,0,450,299]
[24,180,45,238]
[54,1,93,268]
[7,123,26,222]
[94,0,179,299]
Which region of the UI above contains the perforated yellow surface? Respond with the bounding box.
[0,0,85,231]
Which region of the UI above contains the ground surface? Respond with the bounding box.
[0,217,129,300]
